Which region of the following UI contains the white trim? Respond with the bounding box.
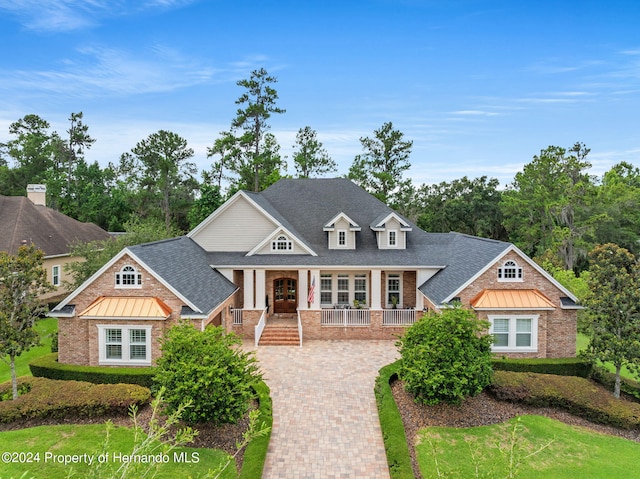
[246,226,317,256]
[371,212,412,230]
[387,230,398,248]
[386,273,402,308]
[51,264,61,287]
[488,314,539,353]
[323,212,361,231]
[97,324,152,366]
[337,229,348,248]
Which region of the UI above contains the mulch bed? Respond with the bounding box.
[391,379,640,479]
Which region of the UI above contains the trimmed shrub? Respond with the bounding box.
[0,376,150,423]
[490,370,640,429]
[492,357,593,377]
[29,353,154,388]
[590,366,640,401]
[239,381,273,479]
[396,307,493,405]
[153,323,262,425]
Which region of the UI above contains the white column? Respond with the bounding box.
[416,269,428,310]
[255,270,266,309]
[371,269,382,309]
[298,269,308,310]
[309,269,320,310]
[243,269,254,309]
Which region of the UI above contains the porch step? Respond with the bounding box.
[259,325,300,346]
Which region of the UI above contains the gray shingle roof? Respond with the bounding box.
[128,236,238,315]
[0,195,111,256]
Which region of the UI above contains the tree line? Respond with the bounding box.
[2,68,640,275]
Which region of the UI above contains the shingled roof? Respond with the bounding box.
[0,195,111,256]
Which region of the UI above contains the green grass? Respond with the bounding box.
[0,318,57,384]
[577,333,636,380]
[0,423,237,479]
[416,415,640,479]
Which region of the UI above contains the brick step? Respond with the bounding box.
[259,326,300,346]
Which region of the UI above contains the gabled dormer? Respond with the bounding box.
[324,212,361,250]
[247,227,317,256]
[370,212,412,249]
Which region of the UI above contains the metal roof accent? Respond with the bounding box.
[470,289,556,310]
[79,296,172,319]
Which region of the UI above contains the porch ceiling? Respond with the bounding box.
[79,296,172,319]
[470,289,556,310]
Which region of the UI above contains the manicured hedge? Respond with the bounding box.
[29,353,154,388]
[0,376,150,423]
[489,370,640,430]
[590,366,640,401]
[239,381,273,479]
[374,361,414,479]
[491,357,592,378]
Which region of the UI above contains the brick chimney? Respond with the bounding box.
[26,184,46,206]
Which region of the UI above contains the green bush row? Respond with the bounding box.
[374,360,414,479]
[239,381,273,479]
[29,353,154,388]
[491,357,592,377]
[0,376,150,423]
[590,366,640,400]
[489,370,640,430]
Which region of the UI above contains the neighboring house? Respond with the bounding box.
[0,184,112,301]
[51,178,579,367]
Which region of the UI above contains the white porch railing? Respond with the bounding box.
[232,308,243,325]
[297,310,303,347]
[321,308,371,326]
[382,309,417,326]
[254,307,268,347]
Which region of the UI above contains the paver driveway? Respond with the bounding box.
[244,340,400,478]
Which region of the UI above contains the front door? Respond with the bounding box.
[273,278,297,314]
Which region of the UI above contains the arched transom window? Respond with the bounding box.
[271,235,293,251]
[115,265,142,288]
[498,260,523,281]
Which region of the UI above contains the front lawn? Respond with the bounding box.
[417,414,640,478]
[0,318,57,383]
[0,423,236,479]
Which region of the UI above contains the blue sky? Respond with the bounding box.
[1,0,639,188]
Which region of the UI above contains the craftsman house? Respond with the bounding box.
[0,184,112,300]
[51,178,579,366]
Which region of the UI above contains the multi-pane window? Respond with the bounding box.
[99,326,151,364]
[387,274,401,307]
[320,274,333,304]
[388,230,397,247]
[115,265,142,288]
[489,316,537,351]
[337,274,349,304]
[498,260,523,281]
[272,235,292,251]
[319,272,368,307]
[52,265,60,287]
[354,274,367,303]
[338,230,347,247]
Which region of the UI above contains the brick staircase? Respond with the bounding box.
[259,314,300,346]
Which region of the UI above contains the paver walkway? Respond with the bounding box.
[244,340,400,478]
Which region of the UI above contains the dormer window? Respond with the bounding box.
[338,230,347,247]
[388,230,397,247]
[115,265,142,288]
[272,235,293,251]
[498,260,523,282]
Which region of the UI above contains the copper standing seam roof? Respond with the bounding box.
[470,289,556,310]
[79,296,172,319]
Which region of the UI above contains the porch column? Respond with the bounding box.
[255,269,266,309]
[309,269,320,309]
[298,269,308,310]
[243,269,254,309]
[371,269,382,309]
[416,269,428,310]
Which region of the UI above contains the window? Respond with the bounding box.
[489,315,538,352]
[271,235,292,251]
[354,274,367,303]
[320,274,333,304]
[498,260,523,281]
[338,230,347,247]
[387,273,401,307]
[98,325,151,365]
[388,230,397,247]
[319,272,368,307]
[52,265,60,287]
[115,265,142,288]
[337,274,349,304]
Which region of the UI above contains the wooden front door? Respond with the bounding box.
[273,278,297,314]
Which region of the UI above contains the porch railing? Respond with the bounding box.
[382,308,416,326]
[321,308,371,326]
[232,308,243,325]
[254,307,268,347]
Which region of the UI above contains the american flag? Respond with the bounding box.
[307,276,315,304]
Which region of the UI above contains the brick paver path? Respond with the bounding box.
[245,340,400,478]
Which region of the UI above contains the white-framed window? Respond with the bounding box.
[337,230,347,247]
[388,230,398,247]
[98,325,152,365]
[319,272,368,307]
[387,273,401,307]
[488,315,538,352]
[115,265,142,288]
[271,235,293,251]
[498,260,523,281]
[52,265,60,287]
